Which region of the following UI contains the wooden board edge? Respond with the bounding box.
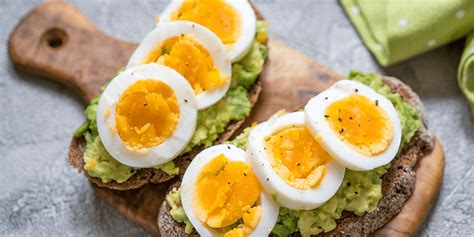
[373,137,444,236]
[92,183,166,236]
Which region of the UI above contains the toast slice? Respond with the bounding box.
[68,77,262,190]
[68,4,266,191]
[157,76,435,236]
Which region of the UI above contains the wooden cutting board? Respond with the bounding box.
[8,1,444,236]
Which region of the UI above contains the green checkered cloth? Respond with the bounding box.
[340,0,474,113]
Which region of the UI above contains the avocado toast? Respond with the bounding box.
[69,2,268,190]
[157,72,434,236]
[69,77,262,190]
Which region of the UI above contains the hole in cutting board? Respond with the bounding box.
[42,28,68,49]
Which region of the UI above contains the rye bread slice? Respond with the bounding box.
[157,76,435,237]
[68,2,265,191]
[68,77,262,190]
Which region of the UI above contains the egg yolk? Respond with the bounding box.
[325,94,394,157]
[224,228,246,237]
[193,154,261,232]
[115,79,179,150]
[223,206,262,237]
[265,126,329,190]
[171,0,241,45]
[143,35,227,94]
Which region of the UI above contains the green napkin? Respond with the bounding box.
[340,0,474,113]
[340,0,474,65]
[458,33,474,114]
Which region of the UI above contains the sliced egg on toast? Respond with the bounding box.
[96,64,197,168]
[304,80,402,171]
[127,21,231,109]
[159,0,256,62]
[247,112,345,210]
[180,144,279,236]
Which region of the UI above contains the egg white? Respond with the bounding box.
[180,144,279,236]
[159,0,256,62]
[96,64,197,168]
[304,80,402,171]
[127,21,231,109]
[247,112,346,210]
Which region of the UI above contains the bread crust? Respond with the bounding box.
[156,76,435,237]
[157,181,199,237]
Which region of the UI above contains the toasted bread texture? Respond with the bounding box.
[156,76,434,237]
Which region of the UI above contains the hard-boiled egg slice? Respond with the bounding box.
[304,80,402,171]
[127,21,231,109]
[159,0,256,62]
[181,144,279,236]
[247,112,345,210]
[96,64,197,168]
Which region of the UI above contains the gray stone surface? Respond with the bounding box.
[0,0,472,236]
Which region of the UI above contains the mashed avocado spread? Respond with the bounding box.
[74,21,269,183]
[165,71,422,236]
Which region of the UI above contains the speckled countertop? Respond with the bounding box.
[1,0,472,236]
